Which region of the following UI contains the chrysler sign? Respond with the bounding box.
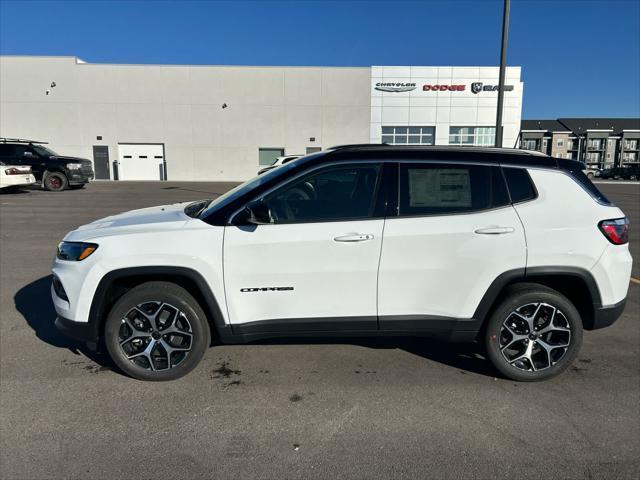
[375,82,416,92]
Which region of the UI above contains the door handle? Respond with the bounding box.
[474,226,515,235]
[334,233,374,242]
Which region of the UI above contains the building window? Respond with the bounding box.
[557,139,564,147]
[523,139,538,150]
[382,126,435,145]
[624,139,638,150]
[588,139,603,150]
[258,148,285,166]
[449,127,495,146]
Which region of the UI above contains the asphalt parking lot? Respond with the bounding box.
[1,181,639,479]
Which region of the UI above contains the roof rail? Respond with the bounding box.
[327,143,548,156]
[327,143,389,151]
[0,137,49,144]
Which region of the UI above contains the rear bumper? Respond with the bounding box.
[590,297,627,330]
[1,174,36,188]
[55,315,98,342]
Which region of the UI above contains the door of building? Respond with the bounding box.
[117,144,165,180]
[92,146,110,180]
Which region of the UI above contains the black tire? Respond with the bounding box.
[43,171,68,191]
[485,283,583,382]
[104,281,211,381]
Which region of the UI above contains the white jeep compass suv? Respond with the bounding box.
[52,145,632,382]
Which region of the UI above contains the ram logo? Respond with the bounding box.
[240,287,294,292]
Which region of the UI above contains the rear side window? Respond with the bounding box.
[0,145,14,157]
[399,163,509,216]
[568,169,611,205]
[503,167,537,203]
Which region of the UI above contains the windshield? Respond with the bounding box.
[32,145,58,156]
[199,157,307,218]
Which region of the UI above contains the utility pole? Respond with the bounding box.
[495,0,510,148]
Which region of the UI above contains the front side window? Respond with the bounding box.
[381,126,435,145]
[399,163,509,216]
[449,127,496,146]
[261,164,382,223]
[31,145,58,156]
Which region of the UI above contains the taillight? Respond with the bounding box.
[599,218,629,245]
[4,168,21,175]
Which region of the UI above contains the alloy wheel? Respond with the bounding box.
[499,302,571,372]
[47,176,62,190]
[118,302,193,371]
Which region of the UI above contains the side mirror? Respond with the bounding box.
[243,200,272,225]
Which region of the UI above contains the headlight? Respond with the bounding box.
[57,241,98,261]
[66,163,82,170]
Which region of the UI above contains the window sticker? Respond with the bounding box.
[408,169,472,207]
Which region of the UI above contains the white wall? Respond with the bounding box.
[0,57,525,182]
[0,56,371,181]
[369,66,523,148]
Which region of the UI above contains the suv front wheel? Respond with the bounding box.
[43,171,68,191]
[104,281,211,381]
[485,284,583,381]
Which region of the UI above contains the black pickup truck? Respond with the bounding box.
[0,139,94,191]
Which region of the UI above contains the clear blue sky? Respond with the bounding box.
[1,0,638,119]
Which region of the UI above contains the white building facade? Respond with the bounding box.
[0,56,523,182]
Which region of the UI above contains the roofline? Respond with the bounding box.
[0,55,524,71]
[328,144,548,157]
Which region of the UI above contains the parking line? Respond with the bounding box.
[631,278,640,285]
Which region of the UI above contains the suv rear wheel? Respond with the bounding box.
[104,281,211,381]
[485,284,583,381]
[43,171,68,191]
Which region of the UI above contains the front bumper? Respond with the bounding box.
[590,297,627,330]
[55,315,99,342]
[68,169,94,185]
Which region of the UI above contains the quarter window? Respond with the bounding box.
[262,164,381,223]
[399,163,509,216]
[502,167,537,203]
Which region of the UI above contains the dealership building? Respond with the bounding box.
[0,56,523,181]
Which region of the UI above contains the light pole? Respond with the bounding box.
[495,0,510,148]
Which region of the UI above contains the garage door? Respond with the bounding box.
[117,144,165,181]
